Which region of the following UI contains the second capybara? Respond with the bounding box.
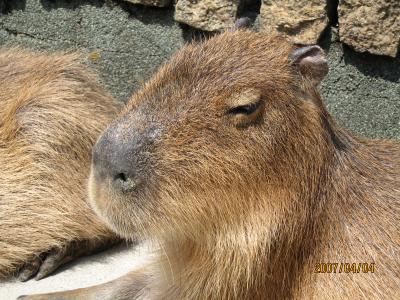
[0,48,122,281]
[21,29,399,299]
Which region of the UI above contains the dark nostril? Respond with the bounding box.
[115,172,128,182]
[113,172,138,193]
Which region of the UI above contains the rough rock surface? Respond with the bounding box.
[338,0,400,57]
[260,0,328,44]
[124,0,171,7]
[174,0,239,31]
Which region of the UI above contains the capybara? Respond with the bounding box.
[21,29,400,299]
[0,48,122,281]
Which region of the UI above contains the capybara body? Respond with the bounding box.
[0,48,121,279]
[23,31,400,299]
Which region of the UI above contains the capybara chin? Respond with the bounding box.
[23,30,399,299]
[0,48,122,281]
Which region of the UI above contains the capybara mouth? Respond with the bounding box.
[87,166,153,238]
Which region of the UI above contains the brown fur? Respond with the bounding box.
[21,31,400,299]
[0,48,122,279]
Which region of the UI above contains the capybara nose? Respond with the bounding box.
[92,128,141,193]
[112,171,139,193]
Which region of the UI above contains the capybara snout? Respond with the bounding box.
[91,111,160,194]
[92,120,142,194]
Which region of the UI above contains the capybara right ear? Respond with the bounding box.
[289,45,328,86]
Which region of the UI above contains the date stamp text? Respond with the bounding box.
[314,263,375,274]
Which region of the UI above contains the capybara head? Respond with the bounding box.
[90,31,332,240]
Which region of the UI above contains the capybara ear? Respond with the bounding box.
[230,17,252,31]
[289,45,328,86]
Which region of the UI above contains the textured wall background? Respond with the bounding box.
[0,0,399,139]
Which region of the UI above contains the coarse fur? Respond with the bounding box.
[21,31,400,299]
[0,48,122,279]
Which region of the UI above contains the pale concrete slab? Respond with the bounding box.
[0,242,154,300]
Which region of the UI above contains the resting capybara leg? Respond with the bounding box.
[18,267,153,300]
[18,237,121,281]
[17,253,46,282]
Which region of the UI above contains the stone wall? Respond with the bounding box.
[128,0,400,58]
[0,0,399,139]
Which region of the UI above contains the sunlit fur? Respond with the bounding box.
[0,48,121,279]
[88,31,398,299]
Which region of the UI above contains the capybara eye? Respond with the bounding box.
[227,101,262,116]
[226,89,264,128]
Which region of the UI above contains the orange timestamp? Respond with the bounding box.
[314,262,375,274]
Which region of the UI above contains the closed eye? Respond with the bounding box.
[227,100,262,115]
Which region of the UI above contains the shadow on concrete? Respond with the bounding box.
[342,44,400,83]
[237,0,260,19]
[39,0,177,29]
[180,23,215,43]
[318,27,336,53]
[118,0,176,27]
[319,27,400,83]
[2,0,26,14]
[326,0,339,26]
[40,0,103,10]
